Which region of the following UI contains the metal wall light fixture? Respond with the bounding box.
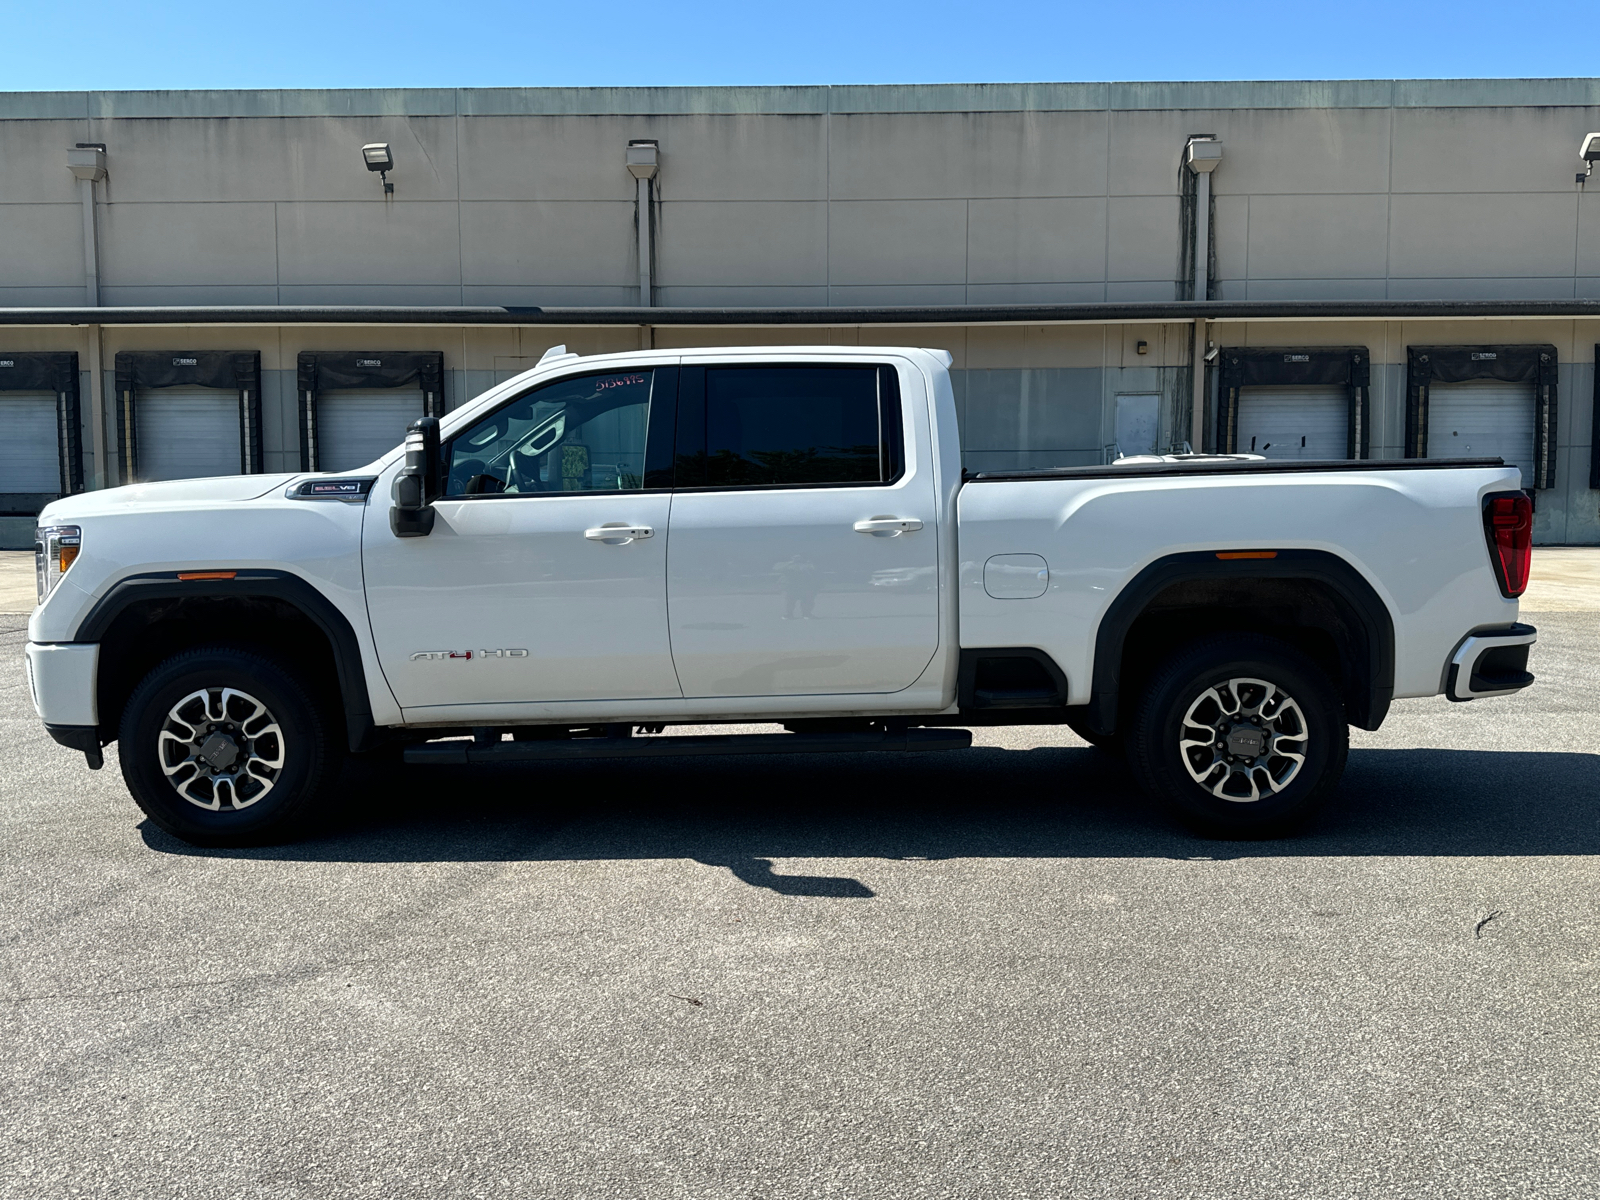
[1578,132,1600,185]
[362,142,395,194]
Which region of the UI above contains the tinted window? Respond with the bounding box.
[446,370,653,496]
[680,366,893,488]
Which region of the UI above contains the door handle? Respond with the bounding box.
[585,523,654,544]
[853,516,924,537]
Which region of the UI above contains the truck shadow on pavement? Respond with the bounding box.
[139,743,1600,895]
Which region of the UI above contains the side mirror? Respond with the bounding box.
[390,416,441,538]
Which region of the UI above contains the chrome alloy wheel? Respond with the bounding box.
[157,688,286,812]
[1177,676,1308,803]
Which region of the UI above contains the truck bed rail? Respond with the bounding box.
[965,457,1506,483]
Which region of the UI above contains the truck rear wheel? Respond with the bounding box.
[118,646,341,847]
[1126,633,1347,837]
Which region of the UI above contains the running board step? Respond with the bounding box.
[405,727,972,765]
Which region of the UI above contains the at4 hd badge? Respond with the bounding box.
[410,649,530,661]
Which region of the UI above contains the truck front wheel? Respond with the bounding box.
[118,646,341,847]
[1126,634,1348,837]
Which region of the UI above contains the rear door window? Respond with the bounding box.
[675,364,903,488]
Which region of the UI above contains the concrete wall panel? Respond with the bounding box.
[1243,278,1388,300]
[1391,106,1600,194]
[1388,193,1580,279]
[99,201,278,286]
[826,201,967,285]
[1106,195,1179,285]
[657,201,827,286]
[458,115,651,203]
[966,197,1107,284]
[1208,108,1393,196]
[1246,193,1391,279]
[0,121,88,203]
[460,200,634,286]
[651,115,828,201]
[827,111,1109,200]
[0,204,85,287]
[275,201,463,286]
[655,286,831,307]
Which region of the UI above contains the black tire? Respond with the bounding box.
[1064,712,1121,753]
[1125,633,1348,838]
[118,645,342,847]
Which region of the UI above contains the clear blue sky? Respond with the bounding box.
[6,0,1597,91]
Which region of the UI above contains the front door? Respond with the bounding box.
[362,366,681,711]
[666,361,940,699]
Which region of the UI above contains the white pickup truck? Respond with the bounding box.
[25,345,1537,845]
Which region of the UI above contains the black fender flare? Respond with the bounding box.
[1086,549,1396,735]
[74,569,378,752]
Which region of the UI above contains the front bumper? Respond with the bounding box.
[24,641,99,726]
[1445,623,1537,701]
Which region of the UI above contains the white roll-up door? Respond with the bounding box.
[137,386,241,482]
[1236,386,1348,459]
[318,389,424,472]
[0,393,61,493]
[1428,380,1535,473]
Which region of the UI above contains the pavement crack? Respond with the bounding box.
[1474,909,1506,940]
[667,994,705,1007]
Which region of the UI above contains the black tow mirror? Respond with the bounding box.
[390,416,441,538]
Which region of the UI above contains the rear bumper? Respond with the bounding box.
[23,641,99,726]
[1445,623,1536,701]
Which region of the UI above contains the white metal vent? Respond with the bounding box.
[0,392,61,492]
[137,386,241,482]
[318,388,424,472]
[1428,380,1535,472]
[1237,385,1348,459]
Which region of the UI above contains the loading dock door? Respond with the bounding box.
[1428,381,1535,476]
[317,388,425,472]
[0,393,62,492]
[1235,386,1348,459]
[136,387,243,482]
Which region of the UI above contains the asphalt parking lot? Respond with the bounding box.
[2,556,1598,1199]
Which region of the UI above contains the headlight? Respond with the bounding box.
[35,525,80,605]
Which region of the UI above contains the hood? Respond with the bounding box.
[39,474,301,521]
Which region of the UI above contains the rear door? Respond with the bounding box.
[1236,385,1347,459]
[137,386,241,481]
[665,359,940,699]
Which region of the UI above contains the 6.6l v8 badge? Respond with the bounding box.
[410,649,529,662]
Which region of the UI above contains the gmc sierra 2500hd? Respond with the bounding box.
[26,346,1536,845]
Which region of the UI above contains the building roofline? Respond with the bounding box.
[4,300,1600,328]
[3,79,1600,120]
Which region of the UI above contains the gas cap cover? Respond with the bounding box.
[984,553,1049,599]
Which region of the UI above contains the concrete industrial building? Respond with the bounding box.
[2,78,1599,547]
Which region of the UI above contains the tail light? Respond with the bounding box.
[1482,491,1532,598]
